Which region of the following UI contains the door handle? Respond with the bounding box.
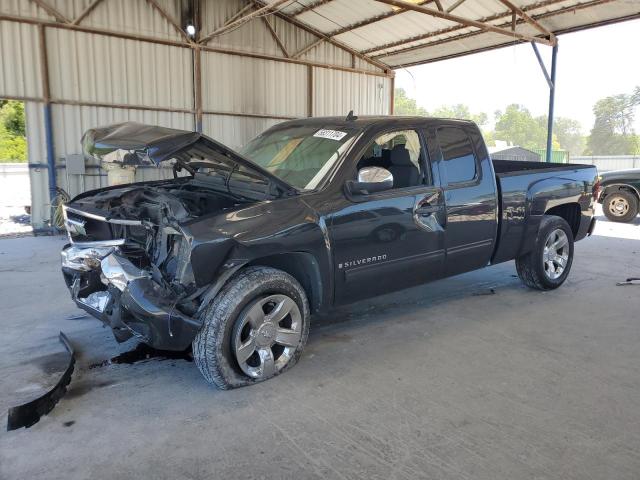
[415,204,441,215]
[415,190,443,215]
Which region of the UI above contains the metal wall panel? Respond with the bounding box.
[46,28,193,108]
[24,102,49,227]
[571,156,640,172]
[312,68,391,116]
[201,51,307,117]
[0,20,42,98]
[51,104,194,200]
[202,114,281,150]
[77,0,184,41]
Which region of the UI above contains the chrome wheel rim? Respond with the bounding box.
[232,294,302,379]
[543,228,569,280]
[608,196,629,217]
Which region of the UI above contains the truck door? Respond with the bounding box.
[433,125,498,276]
[329,128,446,304]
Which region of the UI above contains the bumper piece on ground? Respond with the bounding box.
[7,332,75,431]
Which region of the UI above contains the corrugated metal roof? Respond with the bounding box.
[262,0,640,68]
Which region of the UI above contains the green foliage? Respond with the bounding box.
[0,100,26,136]
[550,117,585,156]
[0,101,27,162]
[586,88,640,155]
[0,129,27,162]
[494,104,550,150]
[391,89,640,156]
[431,104,488,127]
[393,88,428,116]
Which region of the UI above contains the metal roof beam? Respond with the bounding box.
[325,0,434,38]
[247,0,391,72]
[72,0,103,25]
[446,0,467,13]
[145,0,191,43]
[363,0,567,56]
[292,37,324,58]
[497,0,555,42]
[531,41,553,89]
[373,0,553,46]
[222,3,255,26]
[292,0,334,16]
[29,0,70,23]
[199,0,291,44]
[262,16,290,57]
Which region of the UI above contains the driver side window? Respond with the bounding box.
[357,130,424,189]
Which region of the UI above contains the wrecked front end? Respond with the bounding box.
[61,190,209,350]
[60,122,295,350]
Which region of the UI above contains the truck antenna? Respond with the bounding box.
[346,110,358,121]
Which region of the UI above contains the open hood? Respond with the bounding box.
[81,122,296,193]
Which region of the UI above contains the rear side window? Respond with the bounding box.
[437,127,477,184]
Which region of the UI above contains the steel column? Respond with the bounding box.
[545,43,558,163]
[38,24,57,202]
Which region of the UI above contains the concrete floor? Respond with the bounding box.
[1,211,639,480]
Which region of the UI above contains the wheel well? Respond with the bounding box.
[545,203,580,238]
[246,253,323,313]
[602,185,640,201]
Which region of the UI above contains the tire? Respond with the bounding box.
[193,266,310,389]
[516,215,574,291]
[602,191,639,223]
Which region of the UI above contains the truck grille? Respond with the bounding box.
[63,206,145,246]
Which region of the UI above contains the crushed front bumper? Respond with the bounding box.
[61,244,201,350]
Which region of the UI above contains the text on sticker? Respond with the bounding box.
[313,129,348,141]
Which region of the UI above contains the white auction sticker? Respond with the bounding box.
[313,129,348,141]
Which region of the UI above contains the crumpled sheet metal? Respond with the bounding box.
[7,332,75,431]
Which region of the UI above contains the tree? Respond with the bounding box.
[431,104,488,127]
[551,117,585,156]
[586,88,640,155]
[393,88,428,116]
[0,100,27,162]
[494,104,550,150]
[0,100,26,137]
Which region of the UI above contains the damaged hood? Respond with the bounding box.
[82,122,295,193]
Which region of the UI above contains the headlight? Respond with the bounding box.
[61,246,114,271]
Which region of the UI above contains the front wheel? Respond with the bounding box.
[516,215,574,291]
[603,191,639,223]
[193,266,310,389]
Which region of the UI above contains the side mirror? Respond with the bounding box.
[347,167,394,195]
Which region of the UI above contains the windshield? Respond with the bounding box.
[238,125,358,190]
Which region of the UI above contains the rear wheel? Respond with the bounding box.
[603,191,638,223]
[193,266,310,389]
[516,215,574,290]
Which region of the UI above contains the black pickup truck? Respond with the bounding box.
[61,117,597,388]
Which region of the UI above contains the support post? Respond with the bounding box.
[545,43,558,163]
[38,24,56,202]
[194,45,203,132]
[307,65,313,117]
[389,76,395,115]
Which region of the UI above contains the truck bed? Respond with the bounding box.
[492,159,594,176]
[491,160,598,265]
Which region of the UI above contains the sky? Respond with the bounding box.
[394,18,640,134]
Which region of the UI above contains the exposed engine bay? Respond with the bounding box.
[67,181,243,281]
[61,180,251,349]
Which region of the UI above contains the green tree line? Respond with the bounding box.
[0,100,27,162]
[394,87,640,156]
